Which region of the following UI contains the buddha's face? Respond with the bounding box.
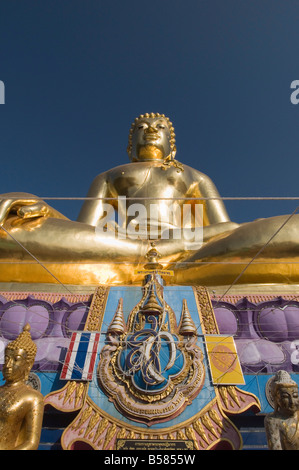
[3,347,28,384]
[130,117,172,161]
[276,385,299,416]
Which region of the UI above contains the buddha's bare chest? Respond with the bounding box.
[110,166,188,198]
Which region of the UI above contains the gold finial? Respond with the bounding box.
[179,299,197,336]
[144,242,163,270]
[6,323,37,367]
[107,298,126,334]
[140,282,163,314]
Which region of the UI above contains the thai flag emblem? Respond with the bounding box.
[60,331,101,381]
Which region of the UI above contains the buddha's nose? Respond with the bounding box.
[145,126,158,134]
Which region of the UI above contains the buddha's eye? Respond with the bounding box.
[157,124,165,129]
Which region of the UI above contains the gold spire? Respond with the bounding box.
[107,298,126,334]
[179,299,197,335]
[140,282,163,314]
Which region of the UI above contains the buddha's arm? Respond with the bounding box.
[195,174,240,241]
[264,416,282,450]
[14,393,44,450]
[195,174,230,224]
[77,173,110,226]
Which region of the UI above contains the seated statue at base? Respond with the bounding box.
[265,370,299,450]
[0,113,298,286]
[0,324,44,450]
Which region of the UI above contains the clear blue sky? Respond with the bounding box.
[0,0,299,223]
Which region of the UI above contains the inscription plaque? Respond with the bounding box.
[116,439,194,451]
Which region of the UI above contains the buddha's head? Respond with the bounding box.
[3,324,37,384]
[127,113,176,162]
[271,370,299,416]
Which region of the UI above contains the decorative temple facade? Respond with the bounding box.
[1,279,298,449]
[1,113,299,450]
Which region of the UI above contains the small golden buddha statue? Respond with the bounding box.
[0,324,44,450]
[265,370,299,450]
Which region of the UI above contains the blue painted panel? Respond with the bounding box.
[87,285,216,429]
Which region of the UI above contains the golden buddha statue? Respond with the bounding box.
[265,370,299,450]
[0,112,298,286]
[0,324,44,450]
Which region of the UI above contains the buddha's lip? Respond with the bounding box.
[144,133,159,141]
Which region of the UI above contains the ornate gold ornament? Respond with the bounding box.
[97,276,205,424]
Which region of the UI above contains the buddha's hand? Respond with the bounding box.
[0,193,67,226]
[17,201,49,219]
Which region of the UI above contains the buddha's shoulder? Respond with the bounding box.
[179,163,213,181]
[92,162,213,182]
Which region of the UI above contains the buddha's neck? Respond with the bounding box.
[138,145,164,161]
